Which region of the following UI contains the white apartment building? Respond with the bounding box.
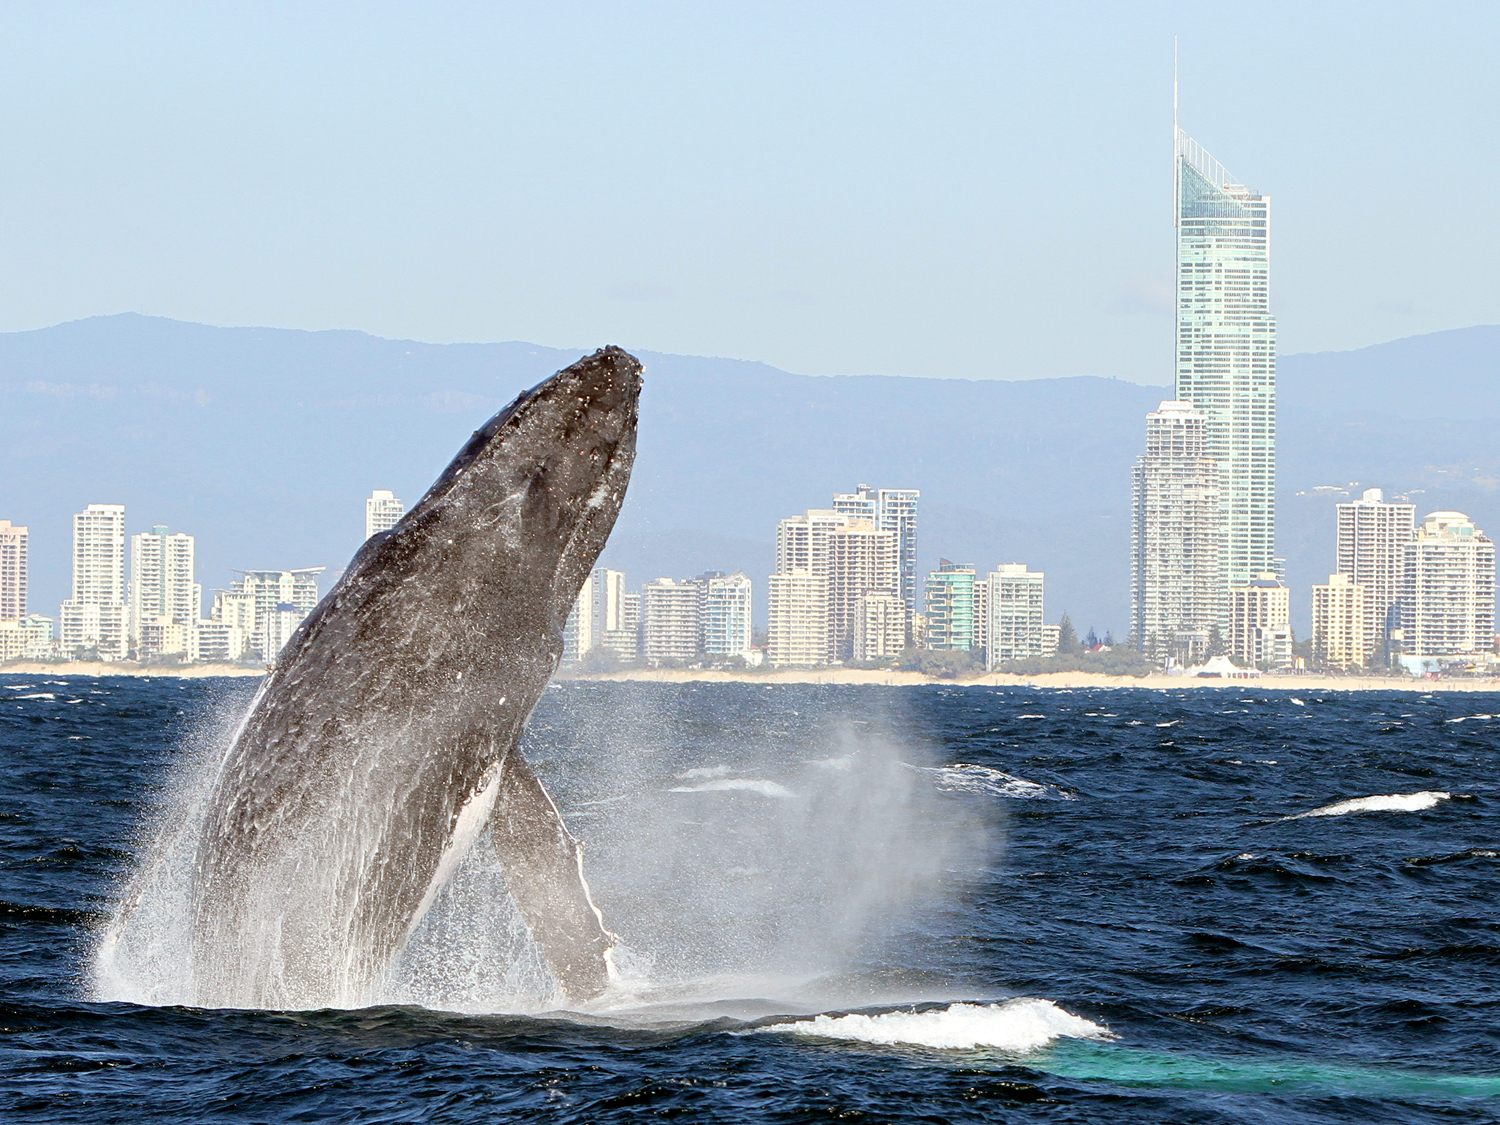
[833,484,921,612]
[640,577,700,664]
[986,564,1045,669]
[1175,130,1277,594]
[562,571,596,664]
[0,521,27,620]
[1398,512,1496,660]
[129,526,199,648]
[853,592,906,661]
[0,615,53,661]
[365,490,406,540]
[225,569,324,660]
[1336,488,1415,665]
[1230,573,1292,671]
[767,570,831,666]
[775,509,849,576]
[60,504,129,659]
[828,519,900,661]
[1131,401,1223,662]
[701,571,753,656]
[188,619,248,663]
[1311,573,1367,671]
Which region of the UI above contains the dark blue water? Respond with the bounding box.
[3,675,1499,1122]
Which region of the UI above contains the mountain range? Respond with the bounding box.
[2,315,1496,638]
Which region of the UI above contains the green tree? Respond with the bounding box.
[1056,614,1081,655]
[1206,624,1227,658]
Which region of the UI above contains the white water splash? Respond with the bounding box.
[920,763,1073,801]
[668,779,796,799]
[765,999,1112,1052]
[1282,791,1450,821]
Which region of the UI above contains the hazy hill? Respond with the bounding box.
[1,315,1496,639]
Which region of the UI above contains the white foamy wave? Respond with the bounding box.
[1283,791,1451,820]
[921,764,1073,801]
[668,779,796,799]
[766,999,1112,1052]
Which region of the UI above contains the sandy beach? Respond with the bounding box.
[566,667,1500,692]
[4,661,1496,691]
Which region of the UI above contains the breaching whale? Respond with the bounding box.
[183,346,641,1010]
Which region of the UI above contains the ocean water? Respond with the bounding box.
[3,675,1499,1123]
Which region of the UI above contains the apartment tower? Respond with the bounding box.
[1398,512,1496,661]
[60,504,129,659]
[0,521,26,620]
[1335,488,1415,665]
[1130,401,1223,662]
[1175,125,1276,594]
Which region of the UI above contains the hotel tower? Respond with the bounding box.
[1174,125,1276,591]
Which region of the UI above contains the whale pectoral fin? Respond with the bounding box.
[489,752,613,1002]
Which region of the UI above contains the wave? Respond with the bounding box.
[1282,791,1450,821]
[668,779,796,799]
[674,765,735,780]
[764,999,1112,1052]
[920,764,1073,801]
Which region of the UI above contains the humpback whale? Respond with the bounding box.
[183,346,641,1010]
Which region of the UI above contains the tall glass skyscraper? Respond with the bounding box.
[1174,130,1276,591]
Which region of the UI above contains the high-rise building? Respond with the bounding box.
[1175,129,1276,594]
[1230,573,1291,670]
[767,570,830,666]
[587,568,638,660]
[1310,574,1367,671]
[775,509,850,576]
[1131,401,1223,663]
[224,569,324,660]
[853,593,906,661]
[365,490,406,540]
[985,564,1045,669]
[60,504,128,659]
[924,561,977,651]
[1335,488,1415,666]
[827,519,900,660]
[700,571,753,656]
[129,526,199,647]
[561,572,596,664]
[833,484,920,612]
[0,521,27,620]
[640,578,700,664]
[1397,512,1496,661]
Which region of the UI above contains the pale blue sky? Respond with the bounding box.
[0,2,1495,383]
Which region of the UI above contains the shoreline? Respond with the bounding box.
[563,667,1499,692]
[4,661,1496,692]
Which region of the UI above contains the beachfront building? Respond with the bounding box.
[365,490,405,540]
[0,615,53,661]
[129,527,199,651]
[1397,512,1496,663]
[0,521,27,621]
[828,519,900,660]
[1230,573,1292,671]
[924,562,977,652]
[1130,400,1223,664]
[640,577,700,664]
[1310,573,1367,671]
[1175,129,1277,596]
[60,504,129,659]
[562,571,597,664]
[853,592,907,661]
[1335,488,1415,666]
[700,571,753,657]
[767,570,831,666]
[223,568,324,660]
[833,484,920,612]
[985,564,1045,668]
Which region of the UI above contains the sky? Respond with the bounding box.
[0,2,1495,384]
